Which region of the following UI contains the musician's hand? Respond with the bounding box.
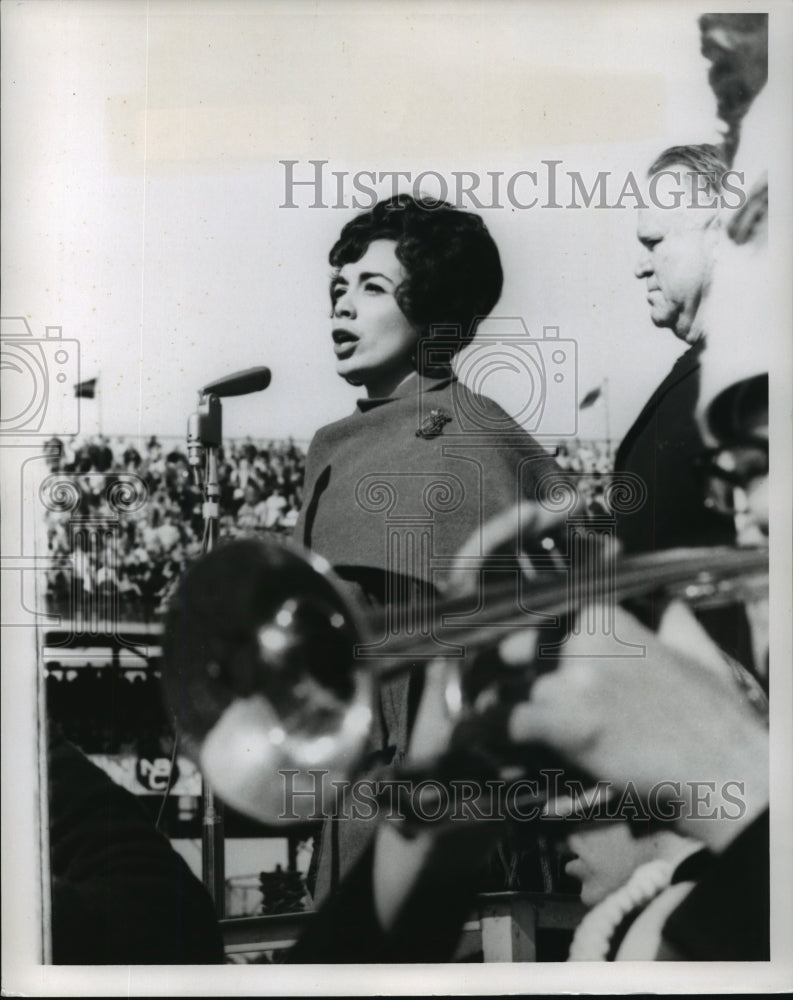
[372,658,497,932]
[405,659,462,767]
[505,603,768,851]
[446,501,565,595]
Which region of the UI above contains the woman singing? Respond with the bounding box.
[294,194,562,906]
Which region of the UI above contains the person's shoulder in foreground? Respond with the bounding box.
[48,733,224,964]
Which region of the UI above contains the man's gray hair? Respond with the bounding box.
[648,143,729,197]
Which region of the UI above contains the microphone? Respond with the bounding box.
[201,366,272,398]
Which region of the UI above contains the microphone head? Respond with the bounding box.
[202,366,272,397]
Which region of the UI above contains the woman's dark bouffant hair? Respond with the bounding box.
[329,194,503,356]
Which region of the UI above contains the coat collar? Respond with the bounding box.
[356,371,456,412]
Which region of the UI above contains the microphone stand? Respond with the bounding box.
[187,390,225,917]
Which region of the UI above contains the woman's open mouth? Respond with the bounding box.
[333,328,359,359]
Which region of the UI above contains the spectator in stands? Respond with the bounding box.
[262,488,288,530]
[123,441,142,470]
[236,482,269,531]
[44,436,64,472]
[91,435,114,472]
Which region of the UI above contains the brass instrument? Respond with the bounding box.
[159,523,767,826]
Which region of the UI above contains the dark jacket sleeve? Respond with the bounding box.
[48,736,224,964]
[661,809,769,960]
[288,824,496,964]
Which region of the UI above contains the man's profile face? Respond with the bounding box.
[634,170,721,344]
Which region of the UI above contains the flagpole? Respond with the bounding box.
[603,376,611,458]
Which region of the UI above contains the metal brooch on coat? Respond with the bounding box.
[416,408,452,439]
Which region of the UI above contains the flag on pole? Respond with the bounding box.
[74,377,97,399]
[579,384,602,409]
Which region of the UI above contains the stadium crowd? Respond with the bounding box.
[41,433,306,620]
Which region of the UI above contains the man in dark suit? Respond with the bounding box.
[615,144,754,671]
[615,143,735,556]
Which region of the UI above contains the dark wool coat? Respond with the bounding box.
[294,371,563,905]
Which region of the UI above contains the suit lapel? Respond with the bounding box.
[616,341,704,464]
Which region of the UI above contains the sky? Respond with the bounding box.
[2,0,732,450]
